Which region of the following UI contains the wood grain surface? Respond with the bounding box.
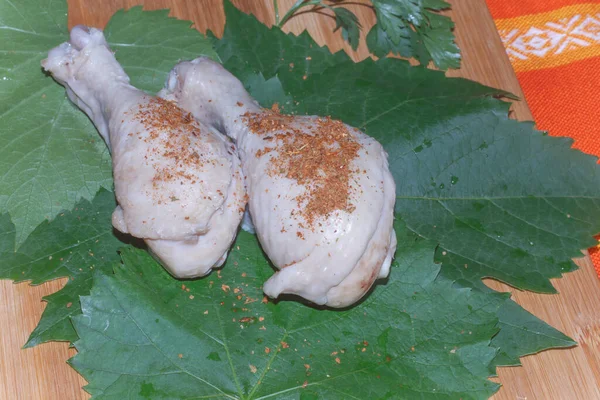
[1,1,599,399]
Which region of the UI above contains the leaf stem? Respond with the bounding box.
[273,0,280,25]
[293,7,337,21]
[330,1,375,10]
[278,0,324,27]
[278,1,375,28]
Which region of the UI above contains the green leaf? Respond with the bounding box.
[0,0,113,247]
[366,23,419,60]
[238,55,600,295]
[490,299,576,367]
[71,223,506,399]
[244,74,294,109]
[0,189,122,346]
[332,7,361,51]
[7,2,596,395]
[0,2,218,248]
[368,0,460,69]
[0,2,219,343]
[421,11,461,70]
[214,4,597,372]
[440,267,576,368]
[211,1,351,83]
[274,0,457,68]
[104,6,219,93]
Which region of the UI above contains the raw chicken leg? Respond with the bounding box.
[162,58,397,307]
[43,27,246,278]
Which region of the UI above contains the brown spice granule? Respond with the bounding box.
[133,97,207,202]
[244,110,360,227]
[243,109,293,135]
[255,147,273,158]
[282,117,360,226]
[135,98,195,140]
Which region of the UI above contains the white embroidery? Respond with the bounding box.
[499,13,600,62]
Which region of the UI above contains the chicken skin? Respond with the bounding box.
[43,27,245,278]
[161,58,397,307]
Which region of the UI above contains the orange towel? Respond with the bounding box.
[485,1,600,277]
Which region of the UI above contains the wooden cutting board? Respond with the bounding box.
[1,1,599,399]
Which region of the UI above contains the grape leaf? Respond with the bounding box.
[440,267,576,367]
[0,2,218,248]
[490,298,575,367]
[210,2,351,83]
[71,222,506,399]
[0,0,113,247]
[0,4,218,343]
[4,2,595,397]
[367,0,460,69]
[0,189,122,346]
[216,1,600,296]
[246,72,578,370]
[103,6,219,93]
[213,2,593,372]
